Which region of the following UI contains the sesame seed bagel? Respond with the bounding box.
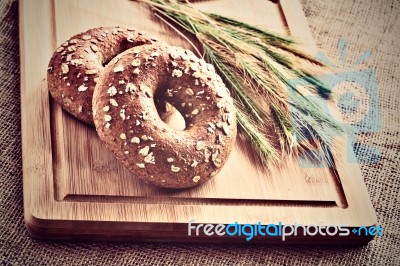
[47,26,165,124]
[92,45,237,188]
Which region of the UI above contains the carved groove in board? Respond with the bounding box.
[50,96,66,201]
[63,194,338,207]
[49,0,342,205]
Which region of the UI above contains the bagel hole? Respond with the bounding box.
[157,102,186,130]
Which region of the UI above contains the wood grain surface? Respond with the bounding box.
[20,0,377,243]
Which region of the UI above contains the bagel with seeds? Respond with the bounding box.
[92,44,237,188]
[47,26,166,124]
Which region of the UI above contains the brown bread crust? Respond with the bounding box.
[92,45,237,188]
[47,26,163,124]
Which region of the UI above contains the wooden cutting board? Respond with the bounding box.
[20,0,377,244]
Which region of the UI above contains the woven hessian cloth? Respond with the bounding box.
[1,0,399,265]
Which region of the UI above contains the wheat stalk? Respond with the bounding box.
[134,0,345,167]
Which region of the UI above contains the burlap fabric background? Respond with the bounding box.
[1,0,399,265]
